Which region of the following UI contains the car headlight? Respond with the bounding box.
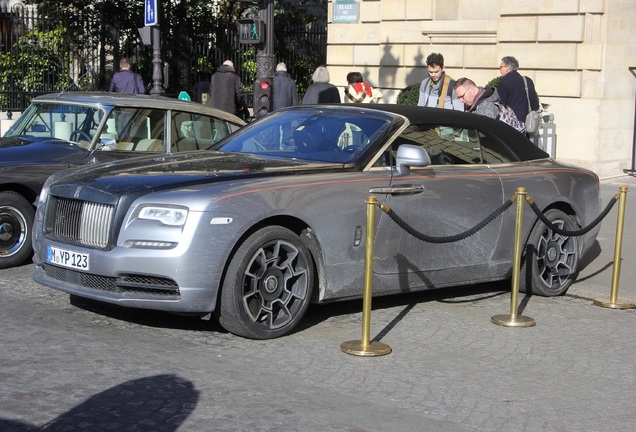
[37,184,50,206]
[138,206,188,226]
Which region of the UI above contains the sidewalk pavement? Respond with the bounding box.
[571,174,636,304]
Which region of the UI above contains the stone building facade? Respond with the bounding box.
[326,0,636,178]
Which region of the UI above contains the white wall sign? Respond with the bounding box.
[333,1,359,24]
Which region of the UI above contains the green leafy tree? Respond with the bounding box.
[0,25,72,92]
[6,0,326,99]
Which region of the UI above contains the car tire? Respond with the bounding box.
[520,209,580,296]
[0,192,35,269]
[217,226,314,339]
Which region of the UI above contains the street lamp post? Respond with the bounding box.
[150,29,165,96]
[256,0,275,79]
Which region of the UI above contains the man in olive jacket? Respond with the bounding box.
[210,60,244,116]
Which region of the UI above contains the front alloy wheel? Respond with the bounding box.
[217,227,314,339]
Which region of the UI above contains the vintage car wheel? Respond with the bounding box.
[0,192,35,269]
[520,209,580,296]
[217,226,314,339]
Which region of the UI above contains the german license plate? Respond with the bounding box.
[47,245,90,271]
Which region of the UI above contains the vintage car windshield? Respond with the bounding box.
[6,102,106,147]
[210,109,392,163]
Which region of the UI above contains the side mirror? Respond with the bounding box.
[395,144,431,175]
[99,137,117,151]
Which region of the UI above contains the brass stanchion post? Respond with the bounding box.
[341,195,392,356]
[492,187,536,327]
[594,186,635,309]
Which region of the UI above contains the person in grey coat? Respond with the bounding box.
[301,66,341,104]
[273,62,299,110]
[453,77,500,119]
[417,53,463,110]
[210,60,244,115]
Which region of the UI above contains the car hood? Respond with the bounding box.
[0,136,90,164]
[47,151,349,197]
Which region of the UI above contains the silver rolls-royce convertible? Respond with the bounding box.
[32,105,602,339]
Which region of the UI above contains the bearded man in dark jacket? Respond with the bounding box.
[210,60,244,116]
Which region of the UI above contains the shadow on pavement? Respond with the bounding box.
[69,295,227,334]
[67,281,512,339]
[298,281,511,336]
[0,374,198,432]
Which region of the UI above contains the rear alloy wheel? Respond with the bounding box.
[0,192,35,269]
[217,227,314,339]
[520,209,580,296]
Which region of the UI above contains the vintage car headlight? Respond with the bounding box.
[138,205,188,226]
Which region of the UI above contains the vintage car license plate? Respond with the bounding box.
[47,245,90,271]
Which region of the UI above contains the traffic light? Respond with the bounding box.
[253,78,273,117]
[237,18,264,45]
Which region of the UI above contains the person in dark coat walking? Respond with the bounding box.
[497,56,540,122]
[109,58,144,94]
[210,60,244,116]
[301,66,341,104]
[273,62,299,110]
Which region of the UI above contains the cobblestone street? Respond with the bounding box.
[1,177,635,432]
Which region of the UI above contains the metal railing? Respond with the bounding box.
[1,2,326,112]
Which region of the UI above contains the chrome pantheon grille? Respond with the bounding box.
[51,197,115,247]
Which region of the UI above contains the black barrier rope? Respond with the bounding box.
[379,197,515,244]
[525,194,619,237]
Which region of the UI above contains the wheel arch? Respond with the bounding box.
[0,183,39,207]
[214,214,326,312]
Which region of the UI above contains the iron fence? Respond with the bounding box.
[1,2,326,112]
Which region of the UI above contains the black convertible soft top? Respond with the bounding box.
[294,103,550,162]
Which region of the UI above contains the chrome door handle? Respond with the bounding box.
[369,185,424,195]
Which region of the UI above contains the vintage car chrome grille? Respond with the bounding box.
[43,264,180,298]
[52,197,114,248]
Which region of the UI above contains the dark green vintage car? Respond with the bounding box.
[0,92,244,269]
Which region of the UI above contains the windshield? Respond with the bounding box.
[6,102,106,148]
[210,109,391,164]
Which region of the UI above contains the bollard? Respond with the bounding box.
[594,186,635,309]
[492,187,536,327]
[341,195,392,357]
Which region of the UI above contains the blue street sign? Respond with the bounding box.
[145,0,158,26]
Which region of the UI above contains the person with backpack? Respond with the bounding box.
[417,53,463,110]
[453,77,500,118]
[454,77,526,132]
